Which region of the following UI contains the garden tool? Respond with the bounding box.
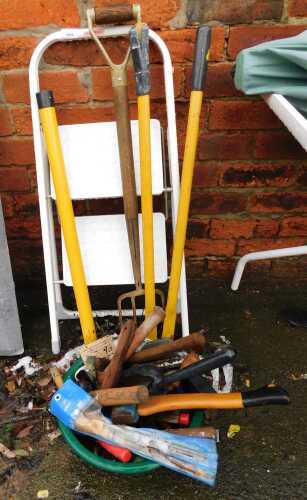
[50,379,218,486]
[138,385,290,416]
[36,91,96,345]
[128,331,206,364]
[122,348,236,395]
[99,319,134,389]
[125,306,165,360]
[130,24,165,338]
[162,26,211,337]
[91,385,149,406]
[87,6,164,327]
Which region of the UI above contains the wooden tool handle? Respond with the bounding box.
[94,4,138,24]
[91,385,149,406]
[168,427,217,440]
[125,307,165,360]
[138,393,244,416]
[101,320,134,389]
[129,332,205,363]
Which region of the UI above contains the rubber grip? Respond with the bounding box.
[161,348,236,386]
[191,25,211,91]
[242,385,290,407]
[129,25,150,96]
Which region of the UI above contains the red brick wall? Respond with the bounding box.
[1,0,307,284]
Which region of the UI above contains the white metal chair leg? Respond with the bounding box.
[231,245,307,291]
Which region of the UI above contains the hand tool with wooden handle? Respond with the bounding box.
[36,91,96,346]
[129,25,165,338]
[138,385,290,416]
[168,427,217,440]
[87,6,165,328]
[125,306,165,360]
[162,26,211,337]
[51,379,218,486]
[91,385,149,406]
[100,320,134,389]
[123,348,237,395]
[128,331,205,363]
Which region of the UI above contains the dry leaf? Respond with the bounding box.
[16,425,34,439]
[37,376,52,387]
[6,380,16,394]
[0,443,16,459]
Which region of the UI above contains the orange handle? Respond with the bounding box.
[138,392,244,416]
[97,441,132,462]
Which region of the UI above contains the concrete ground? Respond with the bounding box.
[8,279,307,499]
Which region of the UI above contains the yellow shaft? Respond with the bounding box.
[137,94,156,338]
[39,107,96,345]
[162,90,203,337]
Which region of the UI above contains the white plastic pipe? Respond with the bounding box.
[231,245,307,291]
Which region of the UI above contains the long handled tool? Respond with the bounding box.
[138,385,290,416]
[129,25,164,338]
[36,91,96,345]
[87,6,162,327]
[51,380,218,486]
[162,26,211,337]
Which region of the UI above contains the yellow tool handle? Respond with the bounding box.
[162,91,203,336]
[138,392,244,416]
[138,94,156,338]
[162,26,211,337]
[37,91,96,345]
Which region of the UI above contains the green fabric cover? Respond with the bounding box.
[234,30,307,115]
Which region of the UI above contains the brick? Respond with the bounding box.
[3,71,88,105]
[228,25,307,59]
[187,219,210,239]
[254,219,279,237]
[28,168,37,191]
[211,219,255,239]
[92,65,183,101]
[0,37,37,70]
[198,132,254,160]
[185,63,239,99]
[185,238,235,257]
[189,0,283,25]
[0,0,80,29]
[0,139,34,166]
[0,108,14,136]
[209,100,281,130]
[193,162,220,188]
[250,193,307,213]
[191,192,247,215]
[14,193,38,215]
[220,162,296,188]
[207,259,236,278]
[255,131,306,160]
[95,0,180,29]
[279,217,307,237]
[297,165,307,186]
[288,0,307,17]
[0,166,30,191]
[57,105,115,125]
[45,38,129,67]
[238,238,306,255]
[210,218,279,239]
[11,108,32,135]
[1,194,14,217]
